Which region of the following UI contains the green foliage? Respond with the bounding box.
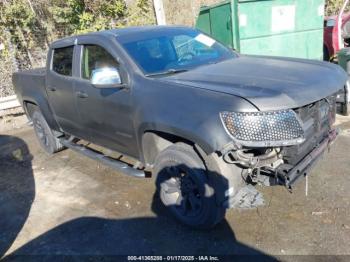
[325,0,350,16]
[0,0,155,45]
[0,1,35,29]
[0,0,37,49]
[50,0,127,34]
[127,0,156,26]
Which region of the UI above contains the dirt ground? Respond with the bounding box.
[1,114,350,260]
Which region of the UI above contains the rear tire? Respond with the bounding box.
[154,143,225,228]
[32,110,65,154]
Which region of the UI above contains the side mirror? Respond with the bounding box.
[91,67,124,88]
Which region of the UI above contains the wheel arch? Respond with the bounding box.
[145,130,245,209]
[22,97,61,132]
[23,100,39,118]
[141,130,198,167]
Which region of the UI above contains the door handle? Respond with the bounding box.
[76,91,88,98]
[48,86,56,92]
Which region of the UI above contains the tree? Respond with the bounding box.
[50,0,127,34]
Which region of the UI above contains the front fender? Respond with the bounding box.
[133,77,258,162]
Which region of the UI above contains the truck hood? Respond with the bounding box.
[161,55,347,111]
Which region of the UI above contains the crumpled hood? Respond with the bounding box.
[161,55,348,111]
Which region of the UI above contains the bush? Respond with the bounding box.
[326,0,350,16]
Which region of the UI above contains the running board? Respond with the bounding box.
[59,139,146,178]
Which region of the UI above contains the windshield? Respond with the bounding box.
[119,28,237,75]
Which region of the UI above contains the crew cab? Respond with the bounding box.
[13,26,347,228]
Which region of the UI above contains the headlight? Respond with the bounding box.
[220,110,305,147]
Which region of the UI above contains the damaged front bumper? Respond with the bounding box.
[278,128,339,189]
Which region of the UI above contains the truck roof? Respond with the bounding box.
[51,26,189,48]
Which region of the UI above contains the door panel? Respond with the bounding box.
[46,46,83,137]
[74,45,137,158]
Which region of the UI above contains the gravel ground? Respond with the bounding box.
[0,115,350,260]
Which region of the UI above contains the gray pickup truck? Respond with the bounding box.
[13,26,347,228]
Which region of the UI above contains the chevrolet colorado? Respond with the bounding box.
[13,26,347,228]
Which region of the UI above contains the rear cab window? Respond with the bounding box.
[52,46,74,76]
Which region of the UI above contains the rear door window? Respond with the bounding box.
[52,46,74,76]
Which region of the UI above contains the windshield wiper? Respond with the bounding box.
[145,68,188,77]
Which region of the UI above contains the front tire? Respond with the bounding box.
[154,143,225,228]
[32,110,65,154]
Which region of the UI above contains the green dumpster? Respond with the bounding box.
[196,0,325,60]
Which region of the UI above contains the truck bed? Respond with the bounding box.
[16,67,46,76]
[12,68,47,108]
